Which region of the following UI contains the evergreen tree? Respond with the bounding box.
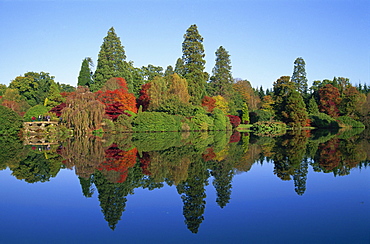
[77,58,93,87]
[307,96,319,114]
[283,90,309,127]
[291,57,308,98]
[92,27,132,92]
[181,24,208,105]
[174,58,185,77]
[242,103,250,124]
[45,80,64,110]
[164,65,174,76]
[208,46,233,98]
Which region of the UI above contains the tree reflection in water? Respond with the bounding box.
[1,129,369,232]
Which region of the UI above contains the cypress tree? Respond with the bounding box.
[77,58,93,87]
[92,27,132,92]
[208,46,233,98]
[181,24,208,105]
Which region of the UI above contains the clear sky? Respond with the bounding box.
[0,0,369,89]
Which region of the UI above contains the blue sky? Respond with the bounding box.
[0,0,369,89]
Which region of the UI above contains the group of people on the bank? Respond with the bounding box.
[31,115,51,122]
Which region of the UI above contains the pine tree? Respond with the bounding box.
[181,24,208,105]
[77,58,93,87]
[291,57,308,98]
[208,46,233,98]
[92,27,132,92]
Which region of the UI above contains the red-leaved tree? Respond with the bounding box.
[318,84,341,117]
[201,96,216,112]
[136,82,151,111]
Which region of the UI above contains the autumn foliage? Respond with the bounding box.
[227,115,241,128]
[201,96,216,112]
[318,84,341,118]
[137,82,151,111]
[97,144,138,183]
[95,78,137,120]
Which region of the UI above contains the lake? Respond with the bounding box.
[0,129,369,243]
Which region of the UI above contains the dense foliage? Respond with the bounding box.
[0,105,23,135]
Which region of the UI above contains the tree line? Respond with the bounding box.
[0,25,369,135]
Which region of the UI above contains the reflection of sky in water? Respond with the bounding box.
[0,163,369,243]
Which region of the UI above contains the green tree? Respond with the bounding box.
[0,105,23,135]
[208,46,233,98]
[242,103,250,124]
[291,57,308,98]
[77,57,93,87]
[340,85,365,117]
[9,72,55,106]
[45,81,64,109]
[174,58,185,77]
[141,64,164,81]
[283,90,309,127]
[164,65,175,76]
[61,87,105,135]
[181,24,208,105]
[307,96,319,115]
[92,27,132,92]
[273,76,294,122]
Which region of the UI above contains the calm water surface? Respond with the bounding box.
[0,130,369,243]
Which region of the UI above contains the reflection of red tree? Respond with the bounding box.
[318,139,341,171]
[97,144,138,183]
[139,152,151,175]
[229,131,241,143]
[202,147,216,161]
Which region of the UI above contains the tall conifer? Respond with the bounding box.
[291,57,308,97]
[181,24,208,105]
[77,58,93,87]
[208,46,233,98]
[92,27,132,92]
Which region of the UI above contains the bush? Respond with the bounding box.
[309,113,339,128]
[337,116,365,128]
[132,111,181,132]
[212,108,228,131]
[0,105,23,135]
[114,114,133,132]
[23,105,49,122]
[190,113,214,131]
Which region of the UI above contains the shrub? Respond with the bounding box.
[213,108,228,131]
[114,114,133,132]
[191,113,214,131]
[309,113,339,128]
[132,111,181,132]
[23,105,49,122]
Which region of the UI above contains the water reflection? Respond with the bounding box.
[1,128,369,233]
